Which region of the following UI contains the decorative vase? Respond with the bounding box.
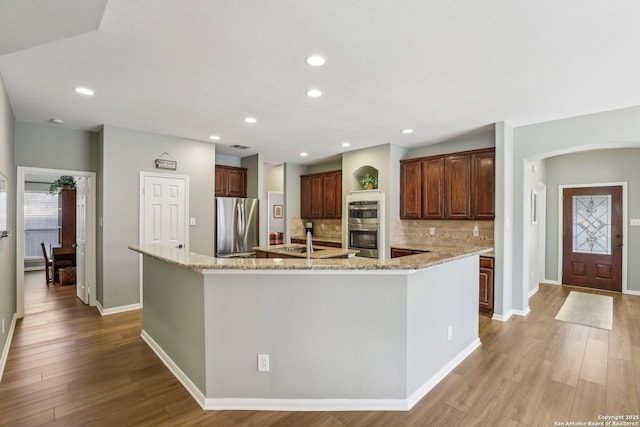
[366,183,374,190]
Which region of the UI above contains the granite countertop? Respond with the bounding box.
[290,235,342,245]
[129,243,493,273]
[391,242,495,257]
[253,244,357,259]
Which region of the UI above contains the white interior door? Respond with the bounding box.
[142,174,187,248]
[75,176,88,304]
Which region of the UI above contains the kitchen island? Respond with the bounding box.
[130,243,491,411]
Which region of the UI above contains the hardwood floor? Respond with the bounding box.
[2,274,640,426]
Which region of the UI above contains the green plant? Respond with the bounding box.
[48,176,76,194]
[359,173,378,189]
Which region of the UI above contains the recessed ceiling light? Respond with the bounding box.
[49,118,64,124]
[74,87,94,96]
[300,152,308,157]
[244,117,257,124]
[341,142,351,147]
[306,89,322,98]
[209,135,220,141]
[402,128,414,134]
[305,55,326,66]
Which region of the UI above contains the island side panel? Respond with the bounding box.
[406,255,480,396]
[142,255,207,393]
[203,272,408,400]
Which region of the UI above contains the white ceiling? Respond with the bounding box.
[1,1,640,165]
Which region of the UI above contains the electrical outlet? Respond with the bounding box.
[631,219,640,226]
[190,217,196,226]
[320,223,325,230]
[447,325,453,341]
[258,354,269,372]
[429,227,435,235]
[473,225,479,237]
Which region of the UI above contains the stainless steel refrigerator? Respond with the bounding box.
[215,197,259,258]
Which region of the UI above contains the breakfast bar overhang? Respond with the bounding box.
[129,244,491,411]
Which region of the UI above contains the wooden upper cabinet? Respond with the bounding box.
[215,165,248,198]
[300,170,342,219]
[472,149,496,219]
[400,148,495,220]
[421,157,445,219]
[400,160,422,219]
[445,154,472,219]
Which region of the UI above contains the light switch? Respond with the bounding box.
[190,217,196,226]
[631,219,640,226]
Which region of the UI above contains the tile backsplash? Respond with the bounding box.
[390,218,494,248]
[291,217,342,239]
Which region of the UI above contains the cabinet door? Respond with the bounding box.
[300,176,312,218]
[421,157,445,219]
[479,256,494,313]
[59,189,77,247]
[310,175,324,218]
[472,150,495,219]
[400,160,422,219]
[226,168,247,198]
[322,173,337,218]
[445,155,472,219]
[214,168,225,197]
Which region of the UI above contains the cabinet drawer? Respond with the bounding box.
[480,256,494,269]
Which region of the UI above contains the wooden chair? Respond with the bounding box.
[41,242,53,286]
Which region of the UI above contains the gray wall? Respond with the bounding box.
[14,121,98,172]
[143,256,206,392]
[513,106,640,311]
[306,159,342,174]
[544,149,640,291]
[0,75,16,365]
[283,163,304,243]
[100,125,216,309]
[343,143,399,258]
[405,126,495,159]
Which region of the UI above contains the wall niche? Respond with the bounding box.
[353,165,379,191]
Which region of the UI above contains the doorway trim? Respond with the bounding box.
[138,172,190,307]
[557,181,628,294]
[16,166,97,318]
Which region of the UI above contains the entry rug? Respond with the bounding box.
[555,291,613,331]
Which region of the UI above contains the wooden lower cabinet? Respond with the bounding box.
[291,238,342,248]
[390,247,429,258]
[479,256,494,315]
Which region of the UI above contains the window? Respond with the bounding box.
[24,187,59,259]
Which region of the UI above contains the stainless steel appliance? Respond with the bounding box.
[216,197,259,258]
[348,199,380,258]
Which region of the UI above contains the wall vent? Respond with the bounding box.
[231,144,250,150]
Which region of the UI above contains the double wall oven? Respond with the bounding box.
[347,193,385,259]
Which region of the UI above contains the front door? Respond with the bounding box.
[562,186,623,291]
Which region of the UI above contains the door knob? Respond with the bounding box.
[616,243,622,247]
[177,244,183,249]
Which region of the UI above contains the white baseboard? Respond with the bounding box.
[0,314,18,383]
[624,288,640,296]
[529,285,539,298]
[493,306,530,322]
[141,330,207,408]
[24,266,45,271]
[96,301,141,316]
[142,329,480,412]
[542,280,562,285]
